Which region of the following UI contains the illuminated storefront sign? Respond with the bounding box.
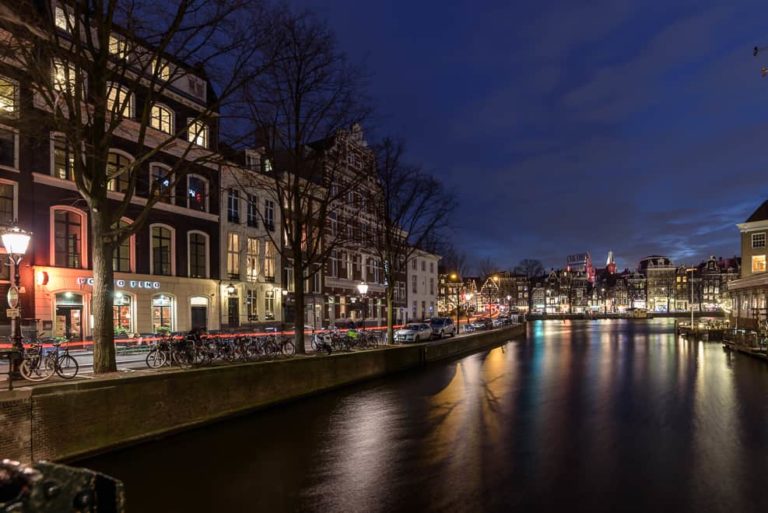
[76,277,161,289]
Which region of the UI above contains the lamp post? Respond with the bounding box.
[687,268,696,329]
[1,225,31,380]
[449,272,461,333]
[357,281,369,330]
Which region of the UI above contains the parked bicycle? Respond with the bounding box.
[19,338,79,381]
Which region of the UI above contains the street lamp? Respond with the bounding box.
[357,281,369,330]
[449,273,461,333]
[226,283,236,295]
[686,268,696,329]
[1,225,31,381]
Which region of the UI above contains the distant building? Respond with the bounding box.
[640,256,676,312]
[407,250,440,321]
[728,200,768,329]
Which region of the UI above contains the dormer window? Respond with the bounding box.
[150,104,174,134]
[245,151,259,171]
[152,58,171,81]
[187,120,208,148]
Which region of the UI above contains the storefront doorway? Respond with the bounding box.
[190,296,208,330]
[55,292,83,340]
[227,297,239,327]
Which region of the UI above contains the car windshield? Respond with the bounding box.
[430,319,444,326]
[404,324,422,330]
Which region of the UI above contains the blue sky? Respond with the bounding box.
[295,0,768,271]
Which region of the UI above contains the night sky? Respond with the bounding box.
[294,0,768,272]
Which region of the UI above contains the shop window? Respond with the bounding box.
[107,151,132,192]
[54,292,83,340]
[52,135,76,181]
[0,76,18,117]
[188,231,208,278]
[263,240,275,282]
[265,290,275,320]
[113,293,133,336]
[187,174,208,212]
[53,208,85,268]
[112,219,133,273]
[151,225,174,276]
[0,127,16,168]
[246,237,259,282]
[150,104,174,134]
[752,255,766,274]
[151,294,174,332]
[246,289,258,321]
[0,181,15,225]
[151,164,173,203]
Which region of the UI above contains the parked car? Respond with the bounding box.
[430,317,456,338]
[491,318,504,328]
[394,323,433,343]
[469,318,492,331]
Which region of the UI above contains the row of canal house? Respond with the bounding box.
[0,1,415,339]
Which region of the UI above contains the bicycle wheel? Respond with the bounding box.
[146,349,167,368]
[55,354,79,379]
[20,356,53,381]
[171,348,194,368]
[282,341,295,356]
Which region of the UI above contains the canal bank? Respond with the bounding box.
[0,324,524,463]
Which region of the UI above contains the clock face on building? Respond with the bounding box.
[7,286,18,309]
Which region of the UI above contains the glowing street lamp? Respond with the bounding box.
[357,281,368,329]
[1,224,31,384]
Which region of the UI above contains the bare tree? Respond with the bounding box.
[0,0,272,372]
[478,257,498,280]
[238,8,370,353]
[440,243,468,277]
[366,138,454,344]
[513,258,545,279]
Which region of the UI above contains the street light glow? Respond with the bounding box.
[357,281,369,295]
[1,226,31,256]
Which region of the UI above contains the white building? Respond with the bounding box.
[407,250,440,321]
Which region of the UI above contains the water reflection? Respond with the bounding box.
[79,319,768,513]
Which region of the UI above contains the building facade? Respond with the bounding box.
[406,250,440,321]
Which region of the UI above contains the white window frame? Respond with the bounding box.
[149,223,176,276]
[0,178,18,224]
[0,123,19,171]
[186,174,209,212]
[227,232,241,279]
[187,119,209,148]
[50,206,88,269]
[187,230,210,279]
[752,232,766,249]
[246,237,260,283]
[106,82,134,119]
[150,162,174,203]
[151,293,176,332]
[106,148,134,193]
[0,75,19,118]
[150,103,174,134]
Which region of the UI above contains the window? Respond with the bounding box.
[152,58,171,81]
[227,233,240,279]
[421,260,426,272]
[151,225,173,276]
[246,194,258,227]
[53,135,75,180]
[286,266,295,292]
[189,232,208,278]
[107,84,133,118]
[54,6,74,32]
[263,158,273,173]
[429,278,435,296]
[752,255,766,273]
[151,164,172,203]
[54,209,83,268]
[264,199,275,230]
[411,274,418,294]
[329,250,339,278]
[150,104,174,134]
[113,220,132,273]
[265,290,275,320]
[0,77,18,116]
[187,120,208,148]
[113,293,133,334]
[429,262,434,273]
[247,238,260,282]
[0,182,14,224]
[0,127,15,168]
[227,189,240,223]
[264,240,275,281]
[245,151,259,170]
[187,175,208,211]
[108,35,128,60]
[329,212,338,237]
[52,59,78,93]
[107,151,131,192]
[151,295,174,332]
[412,259,417,270]
[752,233,766,249]
[246,289,258,321]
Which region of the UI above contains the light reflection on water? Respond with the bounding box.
[79,319,768,513]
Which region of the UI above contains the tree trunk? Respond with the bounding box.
[91,210,117,373]
[386,284,394,345]
[292,256,306,354]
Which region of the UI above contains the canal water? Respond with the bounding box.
[77,319,768,512]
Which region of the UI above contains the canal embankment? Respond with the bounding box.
[0,324,524,464]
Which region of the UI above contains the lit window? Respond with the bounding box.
[113,293,133,335]
[264,199,275,231]
[246,289,258,321]
[152,58,171,81]
[263,158,273,173]
[150,104,173,134]
[0,77,18,116]
[54,6,74,32]
[752,255,766,273]
[0,182,14,225]
[263,241,275,282]
[187,120,208,147]
[106,151,131,192]
[227,232,240,279]
[247,237,260,282]
[752,232,766,249]
[52,135,75,180]
[189,232,208,278]
[187,175,207,211]
[108,35,128,60]
[52,59,78,93]
[151,226,173,276]
[227,189,240,223]
[107,84,133,118]
[151,295,174,332]
[54,209,83,268]
[264,290,275,320]
[112,219,132,272]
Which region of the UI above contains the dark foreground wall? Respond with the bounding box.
[0,325,525,463]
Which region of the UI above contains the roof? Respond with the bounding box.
[746,200,768,222]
